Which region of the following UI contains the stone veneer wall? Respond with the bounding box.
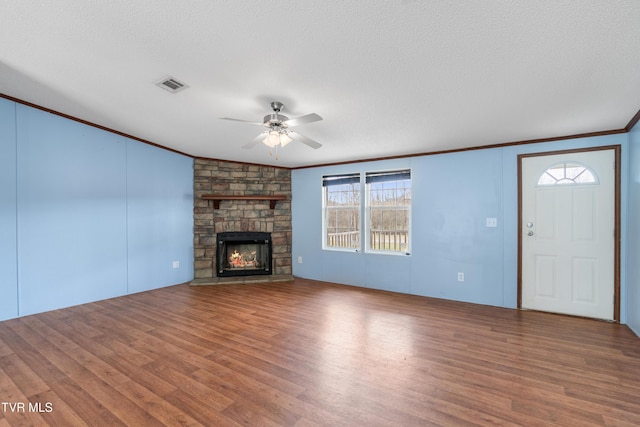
[193,158,292,279]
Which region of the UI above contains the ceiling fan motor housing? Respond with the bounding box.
[263,114,289,127]
[263,101,287,127]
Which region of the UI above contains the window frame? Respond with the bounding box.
[364,169,412,256]
[321,173,362,252]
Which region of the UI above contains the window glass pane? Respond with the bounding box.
[537,162,598,186]
[324,182,360,249]
[538,173,557,185]
[573,169,596,183]
[366,171,411,253]
[546,166,566,180]
[565,165,586,180]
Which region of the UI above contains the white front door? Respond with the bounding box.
[520,149,616,320]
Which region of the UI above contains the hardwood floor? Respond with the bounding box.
[1,279,639,426]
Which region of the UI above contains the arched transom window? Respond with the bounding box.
[537,162,598,186]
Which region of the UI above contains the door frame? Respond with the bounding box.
[517,145,621,322]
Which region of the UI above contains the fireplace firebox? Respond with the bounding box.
[216,232,272,277]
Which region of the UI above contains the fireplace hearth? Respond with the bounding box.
[216,232,272,277]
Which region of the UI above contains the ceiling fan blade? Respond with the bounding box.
[242,133,266,149]
[289,131,322,149]
[220,117,263,125]
[283,113,323,127]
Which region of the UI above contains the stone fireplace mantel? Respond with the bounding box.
[201,194,287,209]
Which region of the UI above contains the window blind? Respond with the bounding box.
[365,169,411,184]
[322,173,361,187]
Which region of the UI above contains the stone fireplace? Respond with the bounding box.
[192,158,292,283]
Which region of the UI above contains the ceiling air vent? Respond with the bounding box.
[155,76,189,93]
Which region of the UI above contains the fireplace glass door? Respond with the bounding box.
[217,232,272,277]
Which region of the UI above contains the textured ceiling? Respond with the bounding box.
[1,1,639,167]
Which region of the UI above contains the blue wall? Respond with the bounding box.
[127,141,193,293]
[628,122,640,335]
[0,100,18,319]
[292,133,630,323]
[0,98,193,320]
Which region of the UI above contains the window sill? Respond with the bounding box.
[322,247,361,253]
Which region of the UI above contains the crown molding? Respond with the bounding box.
[625,108,640,132]
[0,93,193,158]
[3,93,638,170]
[292,128,629,170]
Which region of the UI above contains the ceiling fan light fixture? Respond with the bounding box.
[262,130,292,148]
[262,135,275,147]
[268,131,280,146]
[279,132,293,146]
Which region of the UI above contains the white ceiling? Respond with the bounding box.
[1,1,639,168]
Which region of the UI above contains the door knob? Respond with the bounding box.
[528,231,534,236]
[526,222,534,228]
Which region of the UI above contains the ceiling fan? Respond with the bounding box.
[220,101,323,156]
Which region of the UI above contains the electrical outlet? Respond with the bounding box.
[172,261,180,269]
[457,272,464,282]
[486,217,498,228]
[298,256,303,264]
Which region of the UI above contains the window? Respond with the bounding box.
[537,162,598,186]
[322,169,412,254]
[323,173,361,250]
[366,170,411,254]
